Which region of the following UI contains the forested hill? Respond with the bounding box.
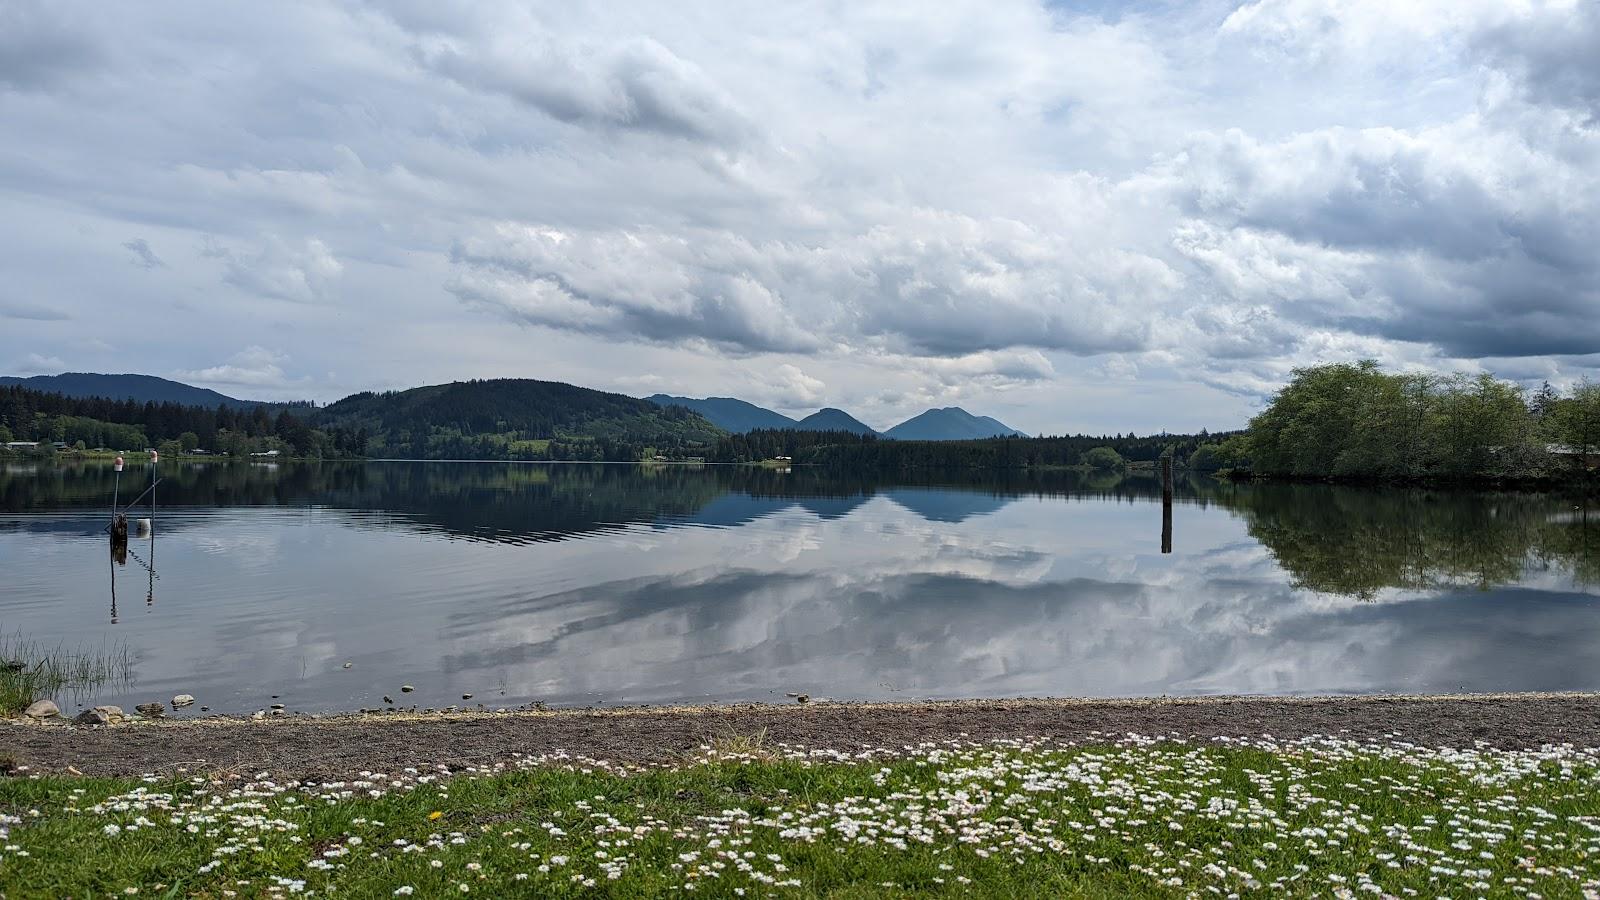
[0,373,262,408]
[315,379,724,460]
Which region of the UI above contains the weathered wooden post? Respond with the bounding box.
[1160,454,1173,554]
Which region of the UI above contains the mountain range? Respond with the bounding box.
[647,395,1025,440]
[0,372,263,408]
[644,395,797,433]
[4,372,1027,444]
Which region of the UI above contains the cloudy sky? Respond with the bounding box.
[2,1,1597,433]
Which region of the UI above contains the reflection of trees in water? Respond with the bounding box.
[1201,480,1599,598]
[7,462,1593,595]
[1,461,1172,543]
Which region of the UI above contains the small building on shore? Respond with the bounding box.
[1547,444,1600,469]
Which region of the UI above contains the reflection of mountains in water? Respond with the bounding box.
[679,487,1013,528]
[0,461,1156,543]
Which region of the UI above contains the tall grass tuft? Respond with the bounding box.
[0,632,132,716]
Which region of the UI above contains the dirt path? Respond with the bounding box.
[7,694,1600,779]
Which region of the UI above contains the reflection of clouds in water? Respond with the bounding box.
[441,556,1600,704]
[9,464,1600,713]
[732,514,825,565]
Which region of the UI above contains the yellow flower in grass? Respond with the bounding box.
[429,811,444,821]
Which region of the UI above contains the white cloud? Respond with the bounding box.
[174,346,301,390]
[2,0,1599,422]
[755,363,826,409]
[9,353,66,374]
[206,235,344,304]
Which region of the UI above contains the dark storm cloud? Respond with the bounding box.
[1475,3,1600,120]
[1171,124,1600,361]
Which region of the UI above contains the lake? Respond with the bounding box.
[2,460,1597,716]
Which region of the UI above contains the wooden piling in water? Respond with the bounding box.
[1161,455,1173,554]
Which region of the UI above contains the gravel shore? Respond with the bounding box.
[7,693,1600,779]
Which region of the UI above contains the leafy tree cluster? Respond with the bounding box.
[1228,361,1600,482]
[313,379,724,462]
[0,385,364,458]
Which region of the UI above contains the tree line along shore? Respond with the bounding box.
[3,362,1598,485]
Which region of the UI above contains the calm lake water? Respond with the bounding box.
[2,460,1598,715]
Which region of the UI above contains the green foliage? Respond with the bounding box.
[1549,379,1600,458]
[1241,361,1576,482]
[1083,447,1124,470]
[1186,443,1223,472]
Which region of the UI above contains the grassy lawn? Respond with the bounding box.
[2,735,1598,897]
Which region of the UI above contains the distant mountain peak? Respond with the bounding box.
[645,395,883,435]
[796,408,877,436]
[884,407,1027,441]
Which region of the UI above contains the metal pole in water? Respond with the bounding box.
[148,449,157,606]
[1160,455,1173,554]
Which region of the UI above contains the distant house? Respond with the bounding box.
[250,449,281,457]
[4,441,39,449]
[1548,444,1600,468]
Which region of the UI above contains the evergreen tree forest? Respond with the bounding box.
[709,428,1231,469]
[0,385,363,459]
